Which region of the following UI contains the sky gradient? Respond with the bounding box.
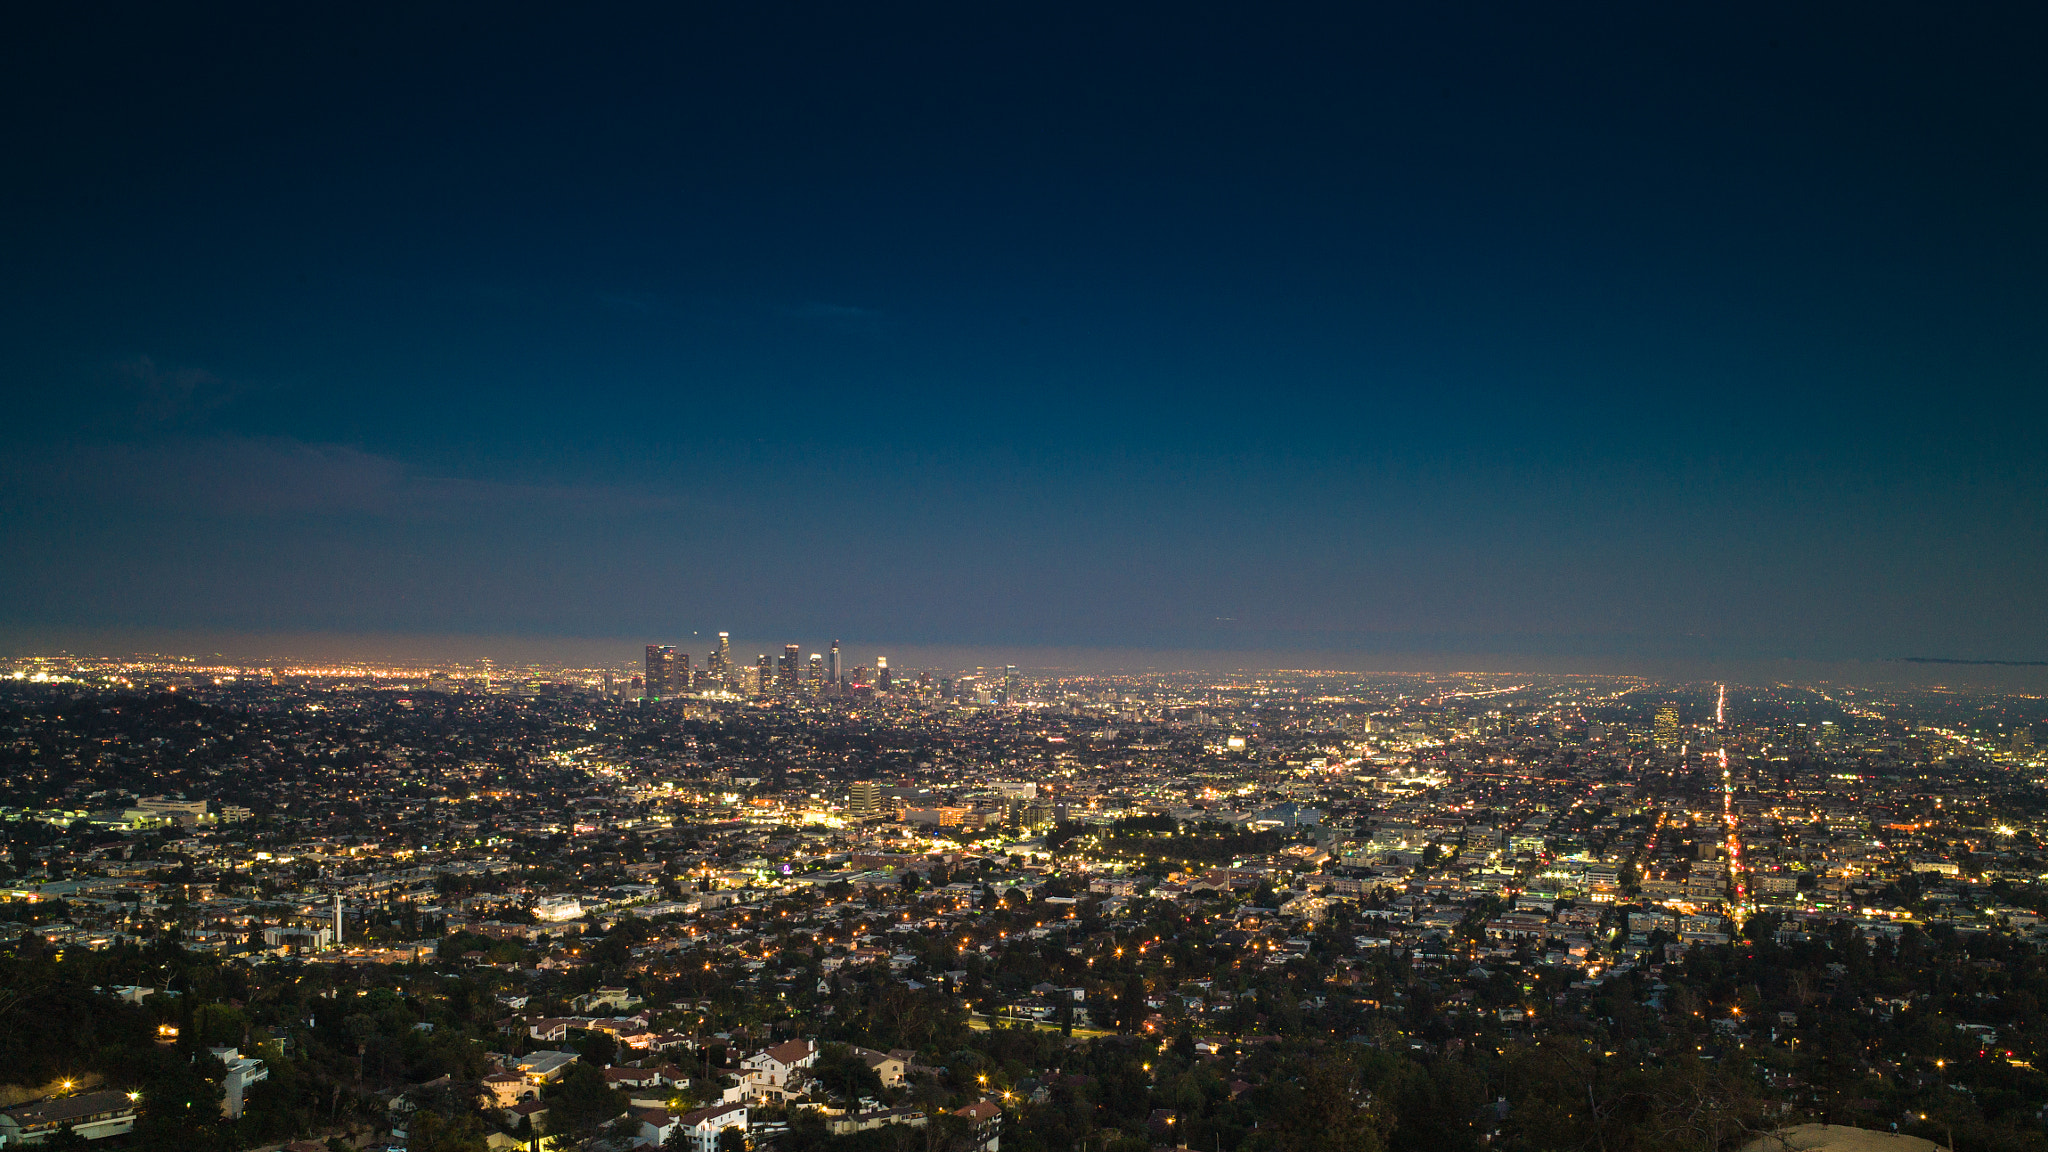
[3,3,2045,666]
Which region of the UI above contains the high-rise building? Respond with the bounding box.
[1653,706,1680,749]
[707,632,731,686]
[807,654,824,694]
[779,645,800,694]
[876,657,891,692]
[1816,721,1843,752]
[754,654,771,696]
[828,641,841,685]
[676,652,692,693]
[849,780,881,815]
[645,645,676,699]
[1003,665,1018,701]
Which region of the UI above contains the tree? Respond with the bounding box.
[41,1126,90,1152]
[409,1106,491,1152]
[544,1061,628,1143]
[813,1043,886,1101]
[718,1126,747,1152]
[1254,1054,1391,1152]
[132,1051,230,1152]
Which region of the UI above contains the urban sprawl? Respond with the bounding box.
[3,647,2048,1152]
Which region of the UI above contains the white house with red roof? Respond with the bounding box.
[736,1039,818,1102]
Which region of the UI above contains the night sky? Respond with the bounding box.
[3,4,2045,666]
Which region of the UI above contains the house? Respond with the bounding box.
[954,1100,1002,1152]
[636,1107,683,1147]
[515,1050,581,1083]
[605,1065,686,1090]
[828,1106,927,1135]
[206,1047,269,1120]
[527,1017,575,1043]
[673,1101,748,1152]
[738,1039,818,1100]
[574,986,641,1013]
[0,1090,140,1144]
[481,1071,537,1108]
[849,1047,906,1087]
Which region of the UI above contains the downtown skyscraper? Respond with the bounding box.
[644,645,676,699]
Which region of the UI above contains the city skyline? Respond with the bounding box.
[7,7,2048,1150]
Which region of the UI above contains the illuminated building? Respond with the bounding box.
[645,645,676,699]
[1653,706,1680,748]
[849,780,881,815]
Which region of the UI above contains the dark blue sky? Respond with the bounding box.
[3,3,2045,663]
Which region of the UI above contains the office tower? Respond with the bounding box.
[645,645,676,699]
[917,670,931,696]
[1653,706,1680,749]
[706,633,729,686]
[779,644,800,693]
[676,652,692,693]
[754,654,771,696]
[829,641,841,685]
[1003,665,1018,701]
[849,780,881,815]
[876,657,891,692]
[807,654,824,694]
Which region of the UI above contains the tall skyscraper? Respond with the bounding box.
[1003,665,1018,701]
[1653,706,1680,749]
[876,656,891,692]
[807,654,824,694]
[849,780,881,815]
[755,654,771,696]
[779,644,801,693]
[645,645,676,699]
[711,632,732,685]
[676,652,692,693]
[828,640,841,685]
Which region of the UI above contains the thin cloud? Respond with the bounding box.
[10,437,683,520]
[114,356,235,424]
